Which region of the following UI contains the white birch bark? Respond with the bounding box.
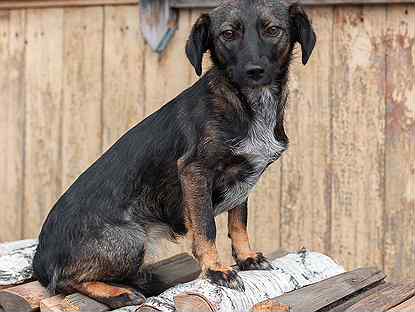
[137,251,345,312]
[0,239,37,286]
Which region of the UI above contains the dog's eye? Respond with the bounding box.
[265,26,281,37]
[221,30,236,41]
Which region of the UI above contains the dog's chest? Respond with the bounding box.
[213,93,287,215]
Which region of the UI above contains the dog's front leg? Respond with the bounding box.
[228,201,273,271]
[179,160,245,291]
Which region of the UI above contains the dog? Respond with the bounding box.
[33,0,315,308]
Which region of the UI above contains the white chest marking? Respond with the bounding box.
[214,89,287,215]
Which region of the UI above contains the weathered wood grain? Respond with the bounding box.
[0,0,137,10]
[0,10,26,243]
[102,5,145,152]
[281,7,333,255]
[383,4,415,281]
[61,7,103,192]
[388,296,415,312]
[171,0,415,7]
[321,281,389,312]
[0,0,414,11]
[345,281,415,312]
[23,8,64,238]
[249,164,282,259]
[331,6,386,271]
[251,267,385,312]
[0,281,51,312]
[40,293,109,312]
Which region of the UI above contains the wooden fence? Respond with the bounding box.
[0,2,413,281]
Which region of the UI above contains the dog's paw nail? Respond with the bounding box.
[206,267,245,292]
[237,252,273,271]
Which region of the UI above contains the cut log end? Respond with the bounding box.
[175,293,214,312]
[251,299,290,312]
[0,281,50,312]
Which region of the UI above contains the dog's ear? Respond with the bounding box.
[186,14,210,76]
[289,3,316,65]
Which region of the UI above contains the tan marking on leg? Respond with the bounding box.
[73,282,133,299]
[228,208,256,260]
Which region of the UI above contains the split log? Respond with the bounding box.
[251,267,386,312]
[0,240,37,287]
[0,281,50,312]
[387,296,415,312]
[344,280,415,312]
[139,250,344,312]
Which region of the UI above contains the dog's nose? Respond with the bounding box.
[246,65,265,81]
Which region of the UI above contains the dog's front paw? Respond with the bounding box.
[236,252,273,271]
[205,267,245,291]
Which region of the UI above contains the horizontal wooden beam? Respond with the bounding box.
[0,0,413,10]
[170,0,414,7]
[0,0,137,10]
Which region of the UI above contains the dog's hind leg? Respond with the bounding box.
[69,281,145,309]
[49,224,149,309]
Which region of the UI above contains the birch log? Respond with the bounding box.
[0,240,37,286]
[137,250,345,312]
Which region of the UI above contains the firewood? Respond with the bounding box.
[251,267,386,312]
[175,293,214,312]
[0,240,37,287]
[0,281,50,312]
[344,280,415,312]
[142,250,344,312]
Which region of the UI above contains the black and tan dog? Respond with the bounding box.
[33,0,316,308]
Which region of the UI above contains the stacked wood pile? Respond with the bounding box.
[0,240,414,312]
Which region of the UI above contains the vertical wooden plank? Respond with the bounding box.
[331,6,386,270]
[23,9,63,238]
[102,5,145,152]
[0,11,10,242]
[249,163,282,259]
[0,11,25,242]
[280,7,333,254]
[143,9,194,260]
[61,7,103,192]
[384,4,415,281]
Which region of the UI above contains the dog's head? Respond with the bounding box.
[186,0,316,88]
